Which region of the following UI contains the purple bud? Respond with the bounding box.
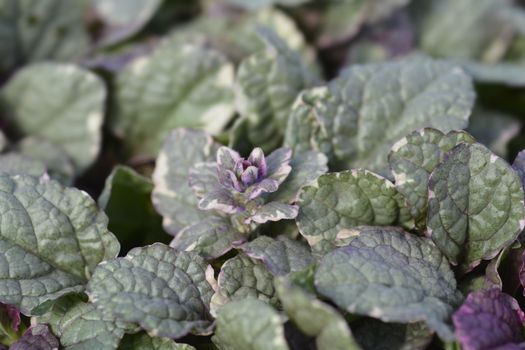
[248,148,267,178]
[241,166,259,187]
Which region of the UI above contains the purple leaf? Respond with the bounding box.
[248,147,267,178]
[453,289,525,350]
[240,166,259,187]
[10,325,59,350]
[0,303,20,332]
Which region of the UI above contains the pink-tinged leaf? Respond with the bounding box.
[246,178,280,200]
[10,325,59,350]
[249,202,298,224]
[453,289,525,350]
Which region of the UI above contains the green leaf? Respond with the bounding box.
[0,0,90,73]
[353,319,434,350]
[315,226,462,341]
[411,0,512,60]
[0,174,119,315]
[93,0,162,46]
[268,150,328,203]
[38,295,125,350]
[275,278,361,350]
[170,216,245,260]
[296,169,405,254]
[16,137,75,185]
[99,166,168,253]
[210,254,277,315]
[240,236,315,276]
[1,63,106,173]
[230,27,315,153]
[86,243,214,339]
[223,0,308,10]
[285,56,475,175]
[462,61,525,87]
[118,332,195,350]
[388,128,475,229]
[0,153,47,178]
[152,128,220,235]
[427,142,525,269]
[111,41,234,158]
[467,108,520,157]
[212,299,289,350]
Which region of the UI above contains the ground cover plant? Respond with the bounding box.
[2,0,525,349]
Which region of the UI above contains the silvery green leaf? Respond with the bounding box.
[296,169,405,254]
[224,0,308,10]
[462,61,525,87]
[212,299,289,350]
[286,56,475,175]
[198,188,239,214]
[353,319,434,350]
[38,295,125,350]
[87,243,215,339]
[210,254,277,315]
[93,0,162,46]
[269,151,328,203]
[0,153,47,178]
[98,166,166,252]
[250,202,298,224]
[427,143,525,269]
[188,162,220,199]
[240,236,315,276]
[152,128,220,235]
[388,128,475,229]
[118,332,196,350]
[1,63,106,173]
[0,0,90,73]
[10,325,58,350]
[170,216,245,260]
[0,174,119,315]
[318,0,410,47]
[230,27,315,152]
[111,42,235,158]
[411,0,512,60]
[275,278,361,350]
[467,108,520,157]
[315,226,462,341]
[17,137,75,186]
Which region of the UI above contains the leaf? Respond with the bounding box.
[296,169,405,254]
[230,27,315,153]
[0,153,47,178]
[513,149,525,190]
[353,319,434,350]
[275,278,361,350]
[411,0,521,61]
[467,108,520,158]
[462,61,525,87]
[99,166,168,253]
[268,151,328,203]
[118,332,195,350]
[452,289,525,350]
[239,236,315,276]
[0,0,90,73]
[1,63,106,172]
[285,56,475,175]
[388,128,475,229]
[93,0,162,46]
[223,0,308,10]
[152,128,220,235]
[210,254,277,315]
[170,216,245,260]
[314,226,462,341]
[38,295,125,350]
[10,325,58,350]
[0,303,21,346]
[0,174,119,315]
[250,202,299,224]
[111,41,234,158]
[86,243,214,339]
[427,142,525,269]
[17,137,75,185]
[318,0,410,47]
[212,299,289,350]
